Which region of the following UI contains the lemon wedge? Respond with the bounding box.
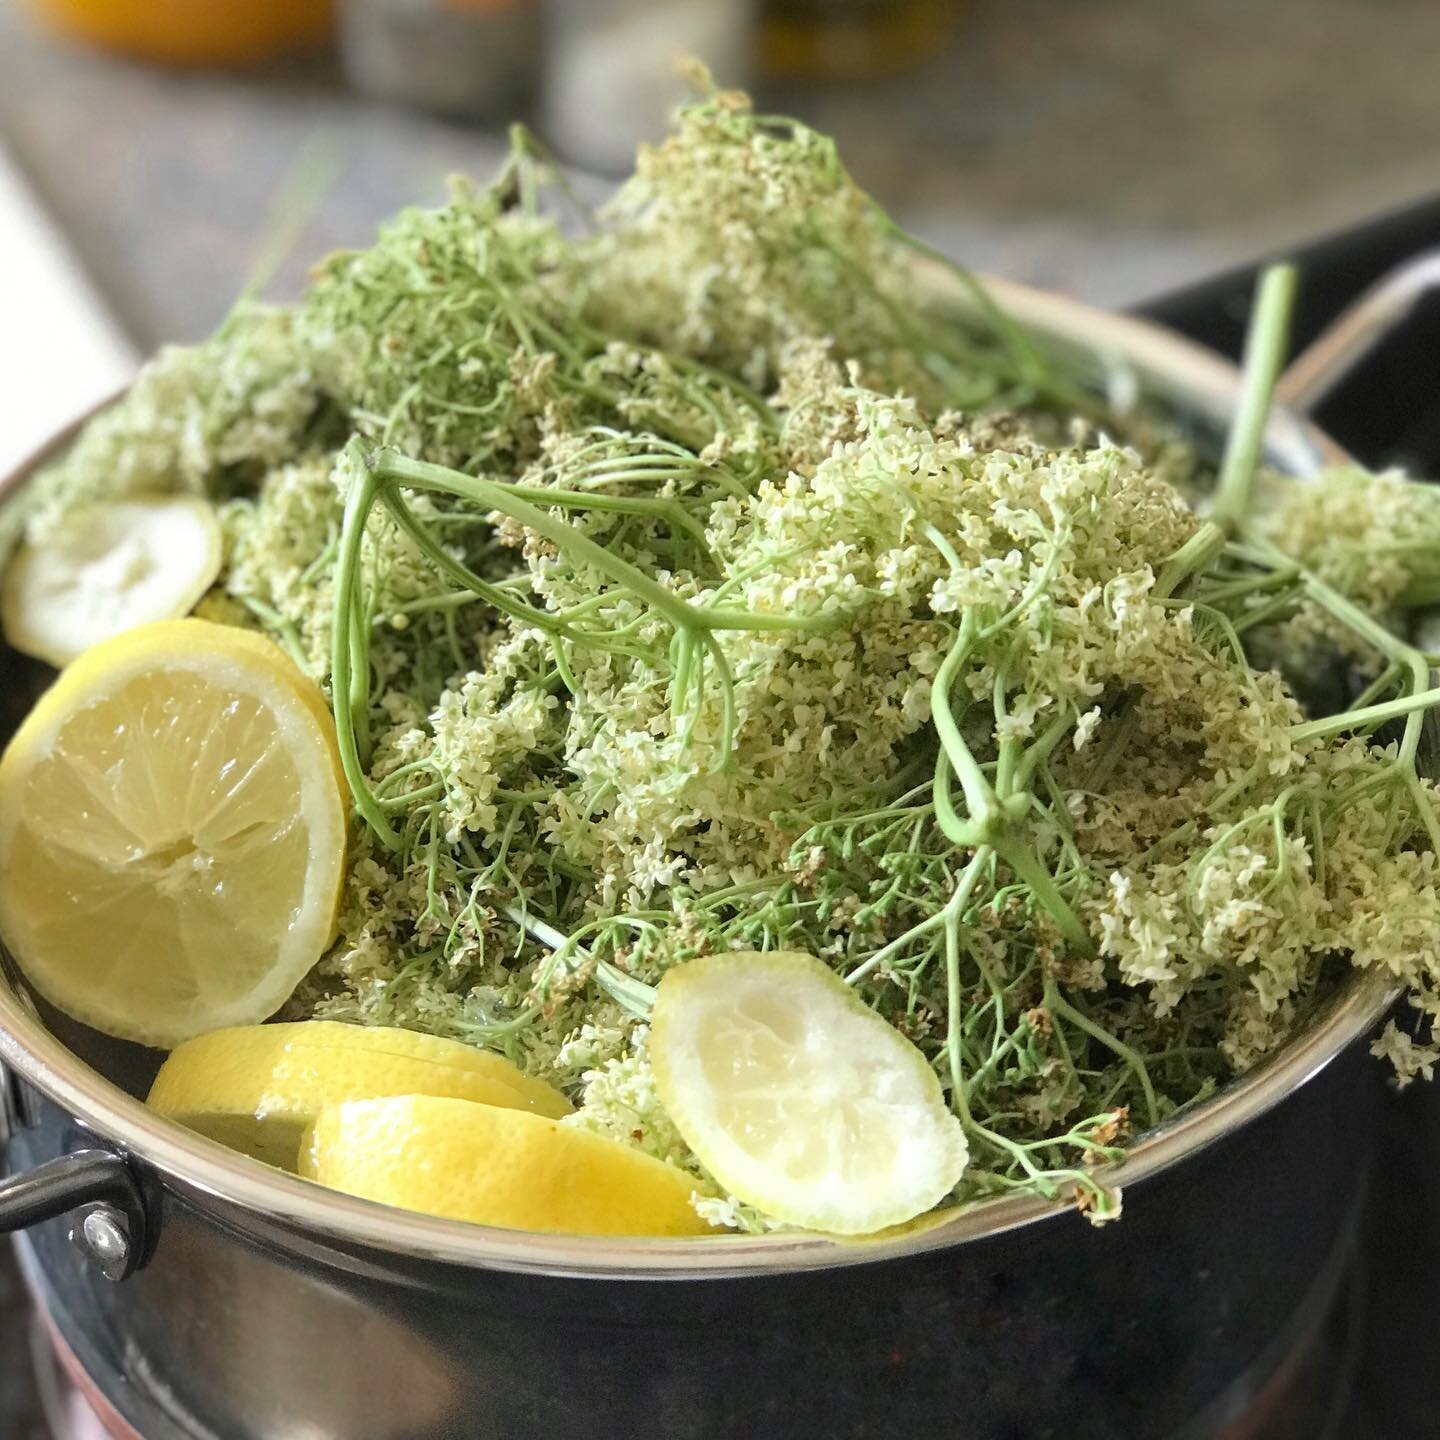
[0,618,347,1048]
[302,1094,711,1237]
[2,497,223,668]
[650,950,969,1235]
[148,1022,572,1169]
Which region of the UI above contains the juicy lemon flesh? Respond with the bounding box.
[302,1094,711,1238]
[652,951,969,1236]
[700,991,926,1186]
[148,1021,571,1169]
[0,621,346,1047]
[11,675,310,1009]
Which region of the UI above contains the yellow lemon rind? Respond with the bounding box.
[302,1094,710,1238]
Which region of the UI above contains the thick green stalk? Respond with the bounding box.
[330,458,404,851]
[1212,264,1299,534]
[929,615,1002,828]
[1291,685,1440,743]
[944,846,994,1103]
[375,450,825,637]
[1155,263,1298,599]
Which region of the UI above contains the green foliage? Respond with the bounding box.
[18,91,1440,1226]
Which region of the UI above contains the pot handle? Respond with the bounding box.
[1275,248,1440,415]
[1,1060,153,1281]
[0,1148,151,1281]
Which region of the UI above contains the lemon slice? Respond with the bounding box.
[2,497,223,668]
[148,1021,572,1168]
[0,618,347,1048]
[302,1094,711,1237]
[650,950,969,1235]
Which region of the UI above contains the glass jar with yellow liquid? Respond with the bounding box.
[761,0,959,81]
[27,0,334,65]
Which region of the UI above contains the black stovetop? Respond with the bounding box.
[5,202,1440,1440]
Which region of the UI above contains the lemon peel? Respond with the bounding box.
[149,1021,570,1168]
[302,1094,710,1237]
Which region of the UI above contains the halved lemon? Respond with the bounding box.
[2,497,223,668]
[148,1021,571,1169]
[0,618,347,1048]
[302,1094,711,1237]
[650,950,969,1235]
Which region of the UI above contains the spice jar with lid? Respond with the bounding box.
[339,0,542,121]
[542,0,756,174]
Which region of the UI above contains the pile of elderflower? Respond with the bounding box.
[14,84,1440,1225]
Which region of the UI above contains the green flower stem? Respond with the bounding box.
[330,458,402,849]
[929,614,1001,827]
[380,489,571,637]
[1010,706,1079,796]
[500,482,714,555]
[931,750,1093,954]
[1212,265,1298,534]
[1405,769,1440,856]
[374,450,826,637]
[1044,979,1159,1128]
[943,851,991,1094]
[1348,663,1403,712]
[1195,563,1300,606]
[377,452,703,632]
[995,838,1095,956]
[842,908,947,986]
[1259,533,1435,767]
[1156,263,1298,599]
[235,594,309,672]
[331,439,855,844]
[1291,683,1440,743]
[1155,522,1226,600]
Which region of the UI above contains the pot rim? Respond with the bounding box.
[0,272,1398,1279]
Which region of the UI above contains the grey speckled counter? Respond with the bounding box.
[3,0,1440,348]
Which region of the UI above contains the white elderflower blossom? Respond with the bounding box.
[19,89,1440,1235]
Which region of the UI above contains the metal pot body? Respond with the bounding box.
[0,270,1410,1440]
[11,1046,1375,1440]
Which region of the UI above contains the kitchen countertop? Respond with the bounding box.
[4,0,1440,349]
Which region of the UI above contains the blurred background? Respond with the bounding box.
[4,5,1440,1436]
[4,0,1440,474]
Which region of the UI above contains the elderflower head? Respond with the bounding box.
[20,90,1440,1235]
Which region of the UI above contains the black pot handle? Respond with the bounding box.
[1,1064,153,1281]
[0,1149,150,1280]
[1273,250,1440,414]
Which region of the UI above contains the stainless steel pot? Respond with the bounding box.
[0,267,1418,1440]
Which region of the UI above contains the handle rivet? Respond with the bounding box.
[72,1203,133,1282]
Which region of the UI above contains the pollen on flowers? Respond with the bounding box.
[15,87,1440,1231]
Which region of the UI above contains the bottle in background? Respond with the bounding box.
[338,0,542,120]
[26,0,335,66]
[542,0,756,174]
[760,0,958,82]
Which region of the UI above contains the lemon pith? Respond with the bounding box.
[0,619,347,1048]
[1,497,224,668]
[148,1021,571,1168]
[650,950,970,1236]
[302,1094,711,1237]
